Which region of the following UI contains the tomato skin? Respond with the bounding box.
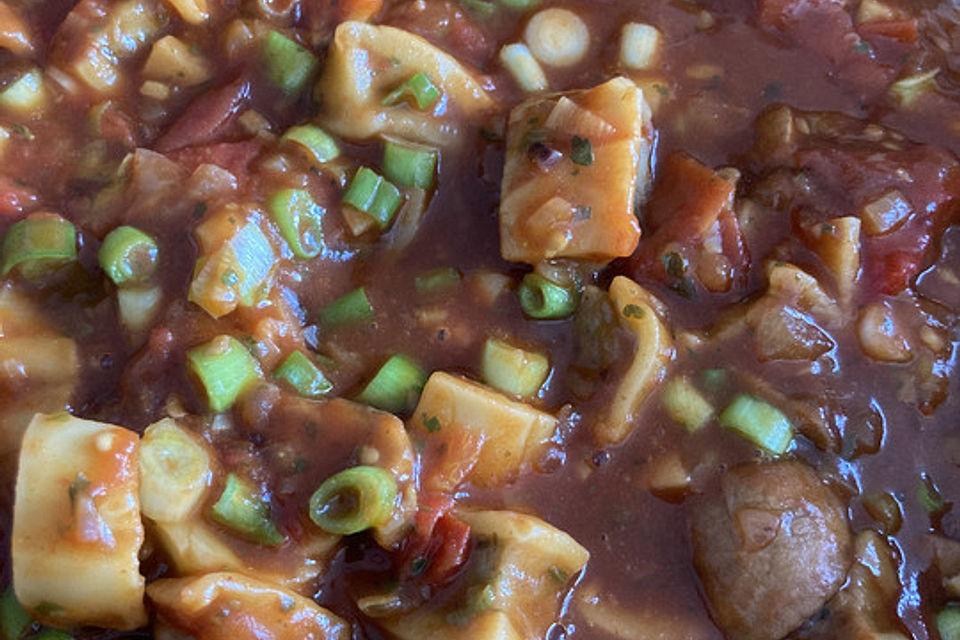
[878,250,920,296]
[0,175,37,218]
[857,19,918,44]
[399,492,471,588]
[165,140,262,179]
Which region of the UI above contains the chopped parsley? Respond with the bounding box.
[623,304,645,318]
[574,205,592,220]
[571,136,593,166]
[422,413,441,433]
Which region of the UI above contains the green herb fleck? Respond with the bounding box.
[662,252,686,278]
[653,83,669,96]
[192,201,208,219]
[623,304,644,319]
[571,136,593,166]
[548,566,570,583]
[574,205,592,220]
[762,81,782,100]
[422,413,441,433]
[852,40,873,55]
[221,269,239,286]
[68,472,90,505]
[10,124,33,140]
[410,556,430,576]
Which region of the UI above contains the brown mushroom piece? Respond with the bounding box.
[689,460,852,640]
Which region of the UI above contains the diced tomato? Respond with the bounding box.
[857,18,918,44]
[877,249,921,295]
[400,492,471,587]
[0,175,37,218]
[165,140,262,179]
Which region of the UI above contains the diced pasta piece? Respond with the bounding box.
[12,413,146,629]
[143,35,212,86]
[382,510,588,640]
[410,372,557,489]
[595,276,674,445]
[857,302,912,363]
[620,23,661,70]
[524,8,589,68]
[861,190,911,235]
[318,21,495,146]
[500,43,548,92]
[499,77,652,264]
[0,68,45,114]
[0,2,33,56]
[117,285,162,340]
[163,0,209,23]
[763,261,842,327]
[0,289,78,456]
[148,572,350,640]
[805,216,861,306]
[61,0,165,94]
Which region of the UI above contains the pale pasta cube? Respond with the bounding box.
[12,413,145,629]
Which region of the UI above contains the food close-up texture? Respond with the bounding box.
[0,0,959,639]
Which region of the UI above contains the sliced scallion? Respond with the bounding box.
[481,338,549,399]
[320,286,374,326]
[186,335,261,412]
[718,394,794,455]
[281,124,340,163]
[937,605,960,640]
[210,473,285,546]
[1,586,32,640]
[1,213,76,277]
[499,0,539,9]
[262,31,318,96]
[356,354,427,414]
[342,168,402,230]
[517,272,579,319]
[274,350,332,398]
[415,267,461,294]
[98,225,158,286]
[309,465,398,535]
[382,72,441,110]
[268,188,324,259]
[383,140,438,189]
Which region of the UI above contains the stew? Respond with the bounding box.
[0,0,959,639]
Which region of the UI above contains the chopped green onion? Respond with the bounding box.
[98,225,158,286]
[140,419,212,523]
[718,394,794,455]
[918,474,945,513]
[210,473,285,546]
[186,335,261,412]
[356,354,427,414]
[1,586,32,640]
[383,140,438,189]
[268,188,325,259]
[415,267,461,294]
[498,0,539,8]
[32,631,73,640]
[308,465,398,535]
[320,286,374,326]
[382,72,441,110]
[262,30,318,96]
[481,338,549,399]
[662,377,714,432]
[499,43,548,93]
[517,273,579,319]
[342,168,403,230]
[938,605,960,640]
[274,350,332,398]
[281,124,340,163]
[1,213,76,277]
[461,0,497,17]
